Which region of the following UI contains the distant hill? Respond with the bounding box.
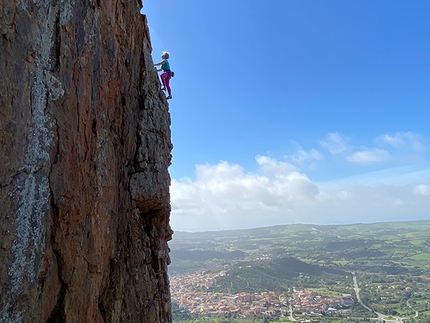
[168,220,430,277]
[213,257,349,293]
[169,220,430,320]
[170,249,246,261]
[272,257,347,276]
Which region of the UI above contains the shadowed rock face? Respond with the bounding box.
[0,1,173,322]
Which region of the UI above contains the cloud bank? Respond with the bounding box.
[171,132,430,231]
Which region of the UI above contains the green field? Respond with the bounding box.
[169,220,430,323]
[408,253,430,261]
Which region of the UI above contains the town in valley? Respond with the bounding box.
[169,221,430,323]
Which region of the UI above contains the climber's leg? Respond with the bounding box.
[161,72,167,91]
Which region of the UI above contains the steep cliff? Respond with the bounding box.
[0,0,172,322]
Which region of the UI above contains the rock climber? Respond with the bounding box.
[154,51,173,100]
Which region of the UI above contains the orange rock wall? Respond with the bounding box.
[0,0,172,322]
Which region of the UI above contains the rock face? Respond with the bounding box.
[0,0,172,322]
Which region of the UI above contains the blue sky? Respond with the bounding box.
[142,1,430,232]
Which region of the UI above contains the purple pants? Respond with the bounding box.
[161,72,171,96]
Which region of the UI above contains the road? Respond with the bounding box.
[406,300,419,318]
[352,272,373,312]
[351,272,407,323]
[288,298,296,322]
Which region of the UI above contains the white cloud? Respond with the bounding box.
[376,131,426,152]
[318,132,427,167]
[316,190,352,201]
[346,148,391,165]
[318,165,430,189]
[286,147,323,169]
[413,184,430,196]
[319,132,349,154]
[171,157,321,231]
[170,156,430,232]
[255,155,297,176]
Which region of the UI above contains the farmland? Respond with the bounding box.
[169,221,430,322]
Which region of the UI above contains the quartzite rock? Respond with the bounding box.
[0,0,173,322]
